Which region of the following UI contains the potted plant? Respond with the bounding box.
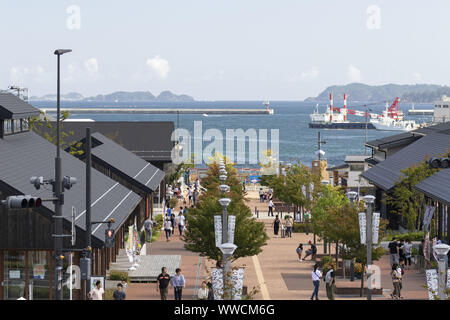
[353,262,364,279]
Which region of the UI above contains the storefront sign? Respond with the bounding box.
[425,269,450,300]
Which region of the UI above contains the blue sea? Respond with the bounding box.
[31,100,433,167]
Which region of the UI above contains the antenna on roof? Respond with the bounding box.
[7,86,28,101]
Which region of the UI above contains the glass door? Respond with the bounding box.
[3,251,26,300]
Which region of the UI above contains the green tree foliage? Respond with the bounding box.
[386,159,440,231]
[183,161,268,261]
[260,162,321,210]
[29,111,83,156]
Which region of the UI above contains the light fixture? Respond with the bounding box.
[219,174,227,182]
[433,243,450,257]
[218,198,231,208]
[362,195,376,204]
[219,184,230,193]
[218,242,237,255]
[347,191,358,201]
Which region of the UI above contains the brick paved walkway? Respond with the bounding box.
[126,185,429,300]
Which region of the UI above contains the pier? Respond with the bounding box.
[40,107,274,115]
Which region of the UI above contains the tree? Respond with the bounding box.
[183,161,268,261]
[386,159,440,231]
[29,111,83,156]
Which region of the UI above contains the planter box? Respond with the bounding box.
[335,281,382,295]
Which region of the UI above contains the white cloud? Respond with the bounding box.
[348,65,362,82]
[84,58,99,75]
[146,55,170,78]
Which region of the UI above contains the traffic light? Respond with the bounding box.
[3,195,42,209]
[428,157,450,169]
[105,228,115,248]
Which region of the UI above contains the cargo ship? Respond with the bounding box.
[308,94,376,129]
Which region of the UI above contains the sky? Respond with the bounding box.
[1,0,449,100]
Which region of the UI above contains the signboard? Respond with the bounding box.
[214,216,222,247]
[423,206,435,231]
[90,276,104,292]
[33,264,45,280]
[425,269,450,300]
[9,270,20,279]
[228,215,236,244]
[372,212,380,244]
[424,232,430,261]
[211,268,245,300]
[358,213,366,244]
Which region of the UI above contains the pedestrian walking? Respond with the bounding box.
[417,239,425,272]
[164,217,172,241]
[272,215,280,237]
[144,218,153,242]
[193,188,199,206]
[310,264,322,300]
[403,239,413,269]
[157,267,171,300]
[325,264,336,300]
[170,211,176,236]
[113,283,126,300]
[390,264,402,299]
[388,237,399,267]
[268,198,274,217]
[296,243,303,261]
[197,281,209,300]
[259,188,264,203]
[177,211,186,236]
[188,188,193,205]
[285,215,293,237]
[171,268,185,300]
[88,280,104,300]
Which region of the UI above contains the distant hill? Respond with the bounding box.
[30,90,195,102]
[305,83,445,103]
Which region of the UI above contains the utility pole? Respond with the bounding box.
[85,127,92,299]
[53,49,72,300]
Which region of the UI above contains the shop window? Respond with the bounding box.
[28,251,50,300]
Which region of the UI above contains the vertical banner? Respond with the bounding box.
[228,215,236,244]
[127,226,133,251]
[423,206,435,231]
[372,212,380,244]
[358,212,366,244]
[424,232,430,261]
[425,269,438,300]
[211,268,245,300]
[214,216,222,247]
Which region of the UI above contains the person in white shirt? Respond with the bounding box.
[310,264,322,300]
[88,280,104,300]
[197,281,209,300]
[177,212,186,236]
[268,199,274,217]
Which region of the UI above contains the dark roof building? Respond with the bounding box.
[0,131,142,246]
[365,121,450,165]
[42,121,175,169]
[415,169,450,206]
[362,132,450,191]
[0,93,40,119]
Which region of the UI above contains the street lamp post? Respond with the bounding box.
[219,242,237,300]
[433,243,450,300]
[347,191,358,282]
[53,49,72,300]
[363,195,376,300]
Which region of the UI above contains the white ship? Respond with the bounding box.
[370,100,419,132]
